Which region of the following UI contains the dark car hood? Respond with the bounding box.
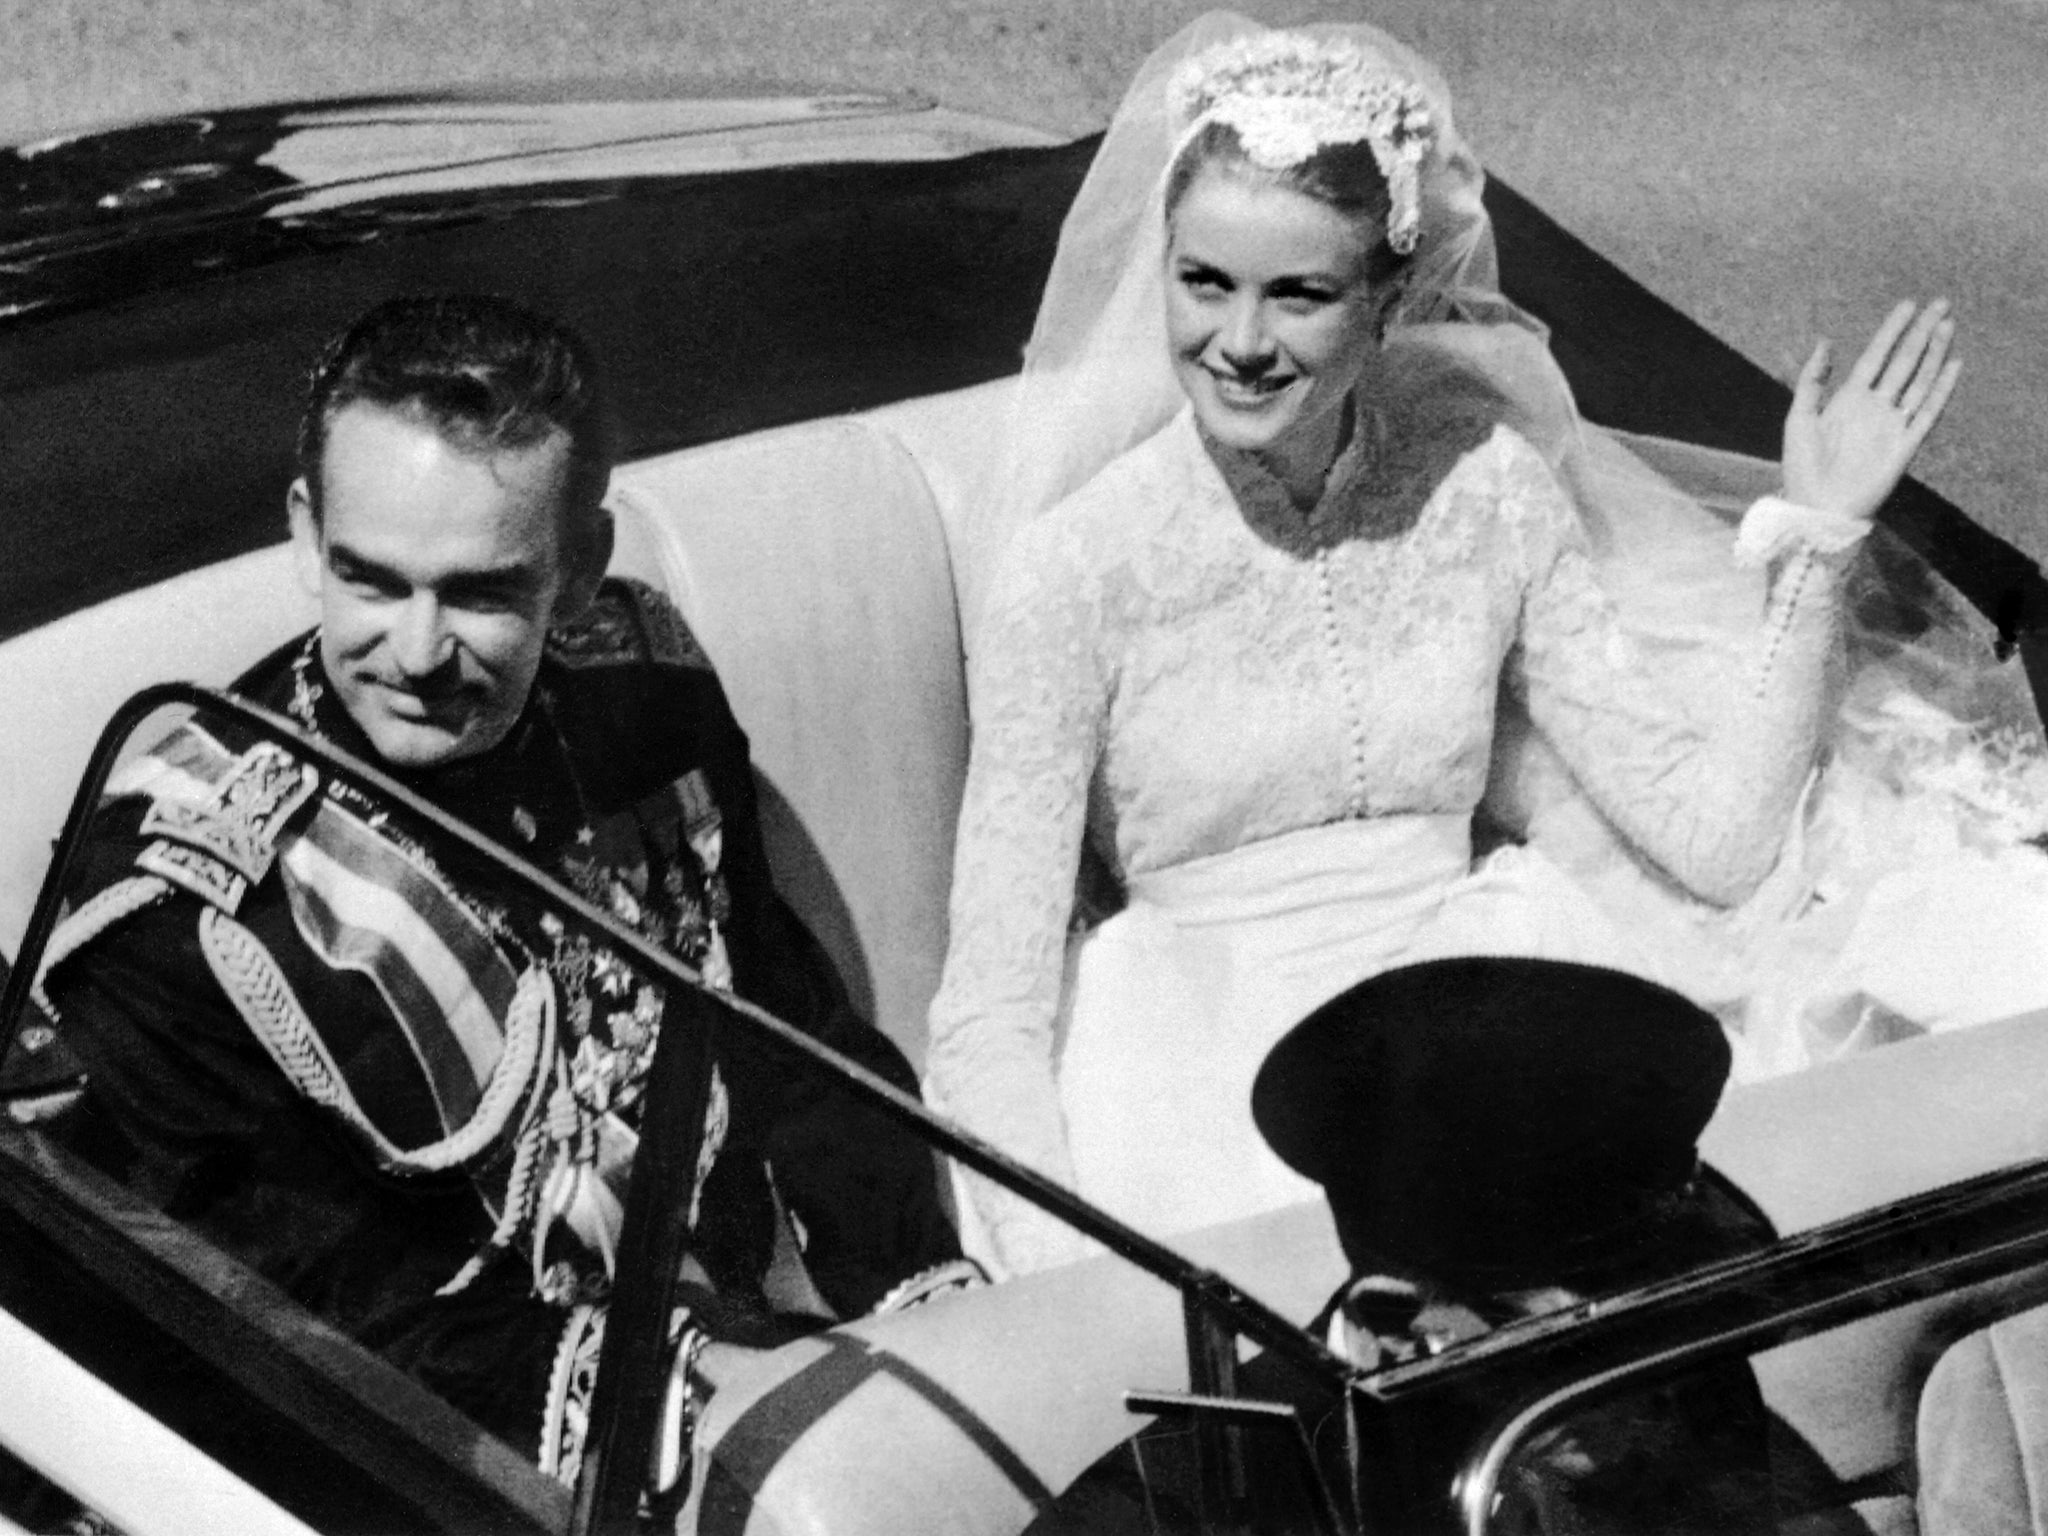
[0,86,1060,324]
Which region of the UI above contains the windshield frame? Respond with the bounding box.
[0,682,1362,1534]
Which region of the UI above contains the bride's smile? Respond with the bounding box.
[1165,164,1380,498]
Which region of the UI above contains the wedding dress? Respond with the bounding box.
[926,345,1849,1275]
[923,11,2048,1279]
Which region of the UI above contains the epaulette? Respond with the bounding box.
[547,578,709,672]
[131,726,320,916]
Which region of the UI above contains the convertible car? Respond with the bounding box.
[3,77,2048,1536]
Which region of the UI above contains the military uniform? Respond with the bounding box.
[37,578,961,1474]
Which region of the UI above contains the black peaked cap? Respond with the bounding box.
[1252,957,1731,1296]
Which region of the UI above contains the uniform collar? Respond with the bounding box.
[282,633,587,857]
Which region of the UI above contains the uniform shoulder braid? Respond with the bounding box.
[30,718,322,1017]
[547,577,709,673]
[128,721,322,917]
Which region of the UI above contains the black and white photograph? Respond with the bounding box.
[1,2,2045,1532]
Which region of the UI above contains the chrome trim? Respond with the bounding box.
[1445,1201,2048,1533]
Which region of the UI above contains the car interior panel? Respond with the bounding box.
[0,1102,568,1533]
[0,1305,318,1536]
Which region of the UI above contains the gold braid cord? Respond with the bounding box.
[436,974,560,1299]
[32,874,175,1016]
[199,910,554,1180]
[434,1112,547,1298]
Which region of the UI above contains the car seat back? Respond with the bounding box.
[1919,1304,2048,1536]
[0,546,316,959]
[607,412,967,1064]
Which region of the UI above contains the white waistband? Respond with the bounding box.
[1125,815,1471,928]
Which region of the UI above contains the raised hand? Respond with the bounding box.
[1781,299,1961,523]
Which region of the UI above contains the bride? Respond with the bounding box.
[923,12,1981,1278]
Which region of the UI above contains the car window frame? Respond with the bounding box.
[0,684,1359,1534]
[0,687,587,1533]
[1327,1149,2048,1534]
[0,1121,574,1535]
[1,684,739,1535]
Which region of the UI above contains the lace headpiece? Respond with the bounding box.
[1169,32,1437,253]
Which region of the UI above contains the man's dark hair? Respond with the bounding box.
[297,293,615,528]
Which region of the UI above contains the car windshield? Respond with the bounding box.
[0,685,1355,1535]
[2,686,1323,1535]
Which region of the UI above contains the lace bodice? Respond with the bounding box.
[927,400,1846,1275]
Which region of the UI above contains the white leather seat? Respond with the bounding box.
[1919,1305,2048,1536]
[607,413,968,1063]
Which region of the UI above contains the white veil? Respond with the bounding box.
[952,10,1542,626]
[959,10,2048,1079]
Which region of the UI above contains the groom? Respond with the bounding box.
[36,292,964,1480]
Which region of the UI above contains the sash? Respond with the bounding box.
[77,713,725,1296]
[280,803,515,1134]
[120,720,529,1148]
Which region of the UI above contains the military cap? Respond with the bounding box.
[1252,957,1733,1297]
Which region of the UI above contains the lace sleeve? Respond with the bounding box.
[1505,432,1848,906]
[924,515,1111,1277]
